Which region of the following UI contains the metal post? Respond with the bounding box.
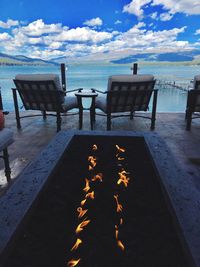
[61,63,66,91]
[131,63,138,75]
[12,88,21,129]
[3,148,11,182]
[151,89,158,130]
[0,88,3,110]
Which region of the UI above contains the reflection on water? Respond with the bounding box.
[0,63,198,111]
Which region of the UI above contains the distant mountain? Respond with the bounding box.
[0,52,58,66]
[110,50,200,64]
[51,56,68,64]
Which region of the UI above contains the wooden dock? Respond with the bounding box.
[156,80,192,91]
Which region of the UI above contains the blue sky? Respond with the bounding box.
[0,0,200,61]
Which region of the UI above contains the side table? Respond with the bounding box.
[75,90,98,130]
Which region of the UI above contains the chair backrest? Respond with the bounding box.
[13,74,65,112]
[193,75,200,90]
[106,74,156,113]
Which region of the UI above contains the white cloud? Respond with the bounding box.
[123,0,200,18]
[115,20,122,25]
[101,25,187,54]
[31,48,65,59]
[52,27,113,43]
[48,41,63,49]
[150,12,158,19]
[13,19,63,36]
[195,29,200,35]
[159,12,174,21]
[152,0,200,15]
[0,17,192,61]
[123,0,151,17]
[83,17,103,27]
[0,32,12,41]
[0,19,19,28]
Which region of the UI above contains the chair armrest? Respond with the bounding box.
[60,91,66,96]
[67,88,83,93]
[91,88,107,94]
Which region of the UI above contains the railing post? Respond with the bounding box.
[61,63,66,91]
[131,63,138,75]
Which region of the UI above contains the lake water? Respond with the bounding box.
[0,63,200,112]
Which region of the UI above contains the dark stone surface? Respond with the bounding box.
[0,130,199,266]
[0,131,74,263]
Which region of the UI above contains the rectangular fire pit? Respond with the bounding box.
[0,131,199,267]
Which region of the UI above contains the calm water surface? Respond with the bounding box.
[0,63,200,111]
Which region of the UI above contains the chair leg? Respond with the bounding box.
[3,148,11,182]
[56,112,62,132]
[151,90,158,130]
[107,114,111,130]
[130,111,134,120]
[186,111,192,131]
[42,111,47,120]
[79,107,83,130]
[90,107,96,130]
[185,111,188,120]
[12,89,21,129]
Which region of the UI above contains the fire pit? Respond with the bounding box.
[0,131,199,266]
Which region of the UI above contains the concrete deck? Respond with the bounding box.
[0,111,200,195]
[0,111,200,266]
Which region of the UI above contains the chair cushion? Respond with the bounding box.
[0,128,14,151]
[107,74,154,91]
[15,74,63,91]
[62,96,78,111]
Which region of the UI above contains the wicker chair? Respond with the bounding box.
[12,74,80,131]
[185,75,200,130]
[92,74,158,130]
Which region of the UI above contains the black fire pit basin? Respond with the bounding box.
[0,131,199,267]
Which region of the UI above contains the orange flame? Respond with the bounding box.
[116,145,125,153]
[117,240,125,251]
[89,165,93,171]
[120,218,123,225]
[77,207,88,218]
[88,156,97,169]
[117,170,130,187]
[83,178,90,193]
[75,218,90,234]
[115,225,119,239]
[114,195,123,213]
[92,173,103,182]
[92,144,98,150]
[71,238,82,251]
[86,191,95,200]
[117,157,125,161]
[67,258,81,267]
[81,199,87,206]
